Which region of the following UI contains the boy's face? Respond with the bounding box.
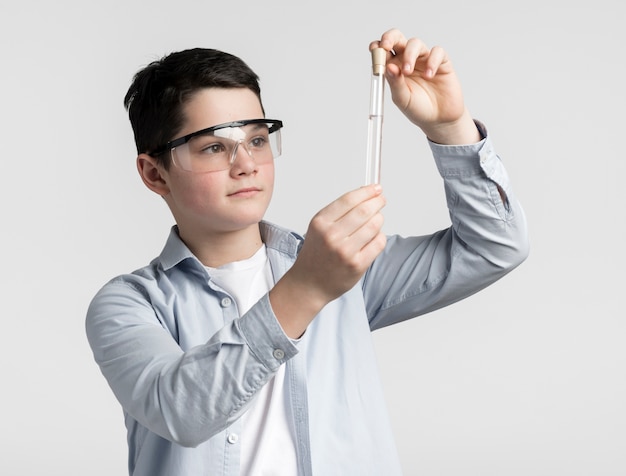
[145,87,275,239]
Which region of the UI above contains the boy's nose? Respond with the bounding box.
[230,140,256,173]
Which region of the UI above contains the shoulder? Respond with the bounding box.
[88,259,163,311]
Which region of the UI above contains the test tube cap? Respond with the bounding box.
[371,48,386,76]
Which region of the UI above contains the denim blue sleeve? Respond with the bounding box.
[364,122,530,330]
[85,278,297,448]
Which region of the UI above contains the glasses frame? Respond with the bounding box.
[149,118,283,158]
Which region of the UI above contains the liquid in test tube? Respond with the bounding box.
[365,48,386,185]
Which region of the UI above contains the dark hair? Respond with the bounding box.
[123,48,264,168]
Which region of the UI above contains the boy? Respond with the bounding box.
[86,29,529,476]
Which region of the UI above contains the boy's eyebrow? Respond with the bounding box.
[247,123,270,132]
[206,121,269,139]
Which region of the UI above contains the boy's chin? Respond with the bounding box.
[217,214,266,233]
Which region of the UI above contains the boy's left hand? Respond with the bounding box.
[371,29,481,145]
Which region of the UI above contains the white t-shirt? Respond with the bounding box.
[206,246,298,475]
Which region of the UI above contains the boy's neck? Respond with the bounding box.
[178,223,264,268]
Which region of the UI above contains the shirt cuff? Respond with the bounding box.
[428,121,500,177]
[236,293,299,371]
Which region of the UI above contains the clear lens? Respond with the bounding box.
[171,122,282,173]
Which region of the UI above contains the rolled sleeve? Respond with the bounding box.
[237,293,299,371]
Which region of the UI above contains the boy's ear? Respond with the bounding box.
[137,154,170,196]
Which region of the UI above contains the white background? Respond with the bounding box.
[1,0,624,474]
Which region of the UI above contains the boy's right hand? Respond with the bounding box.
[295,184,387,302]
[269,185,387,338]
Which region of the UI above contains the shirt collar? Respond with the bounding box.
[158,226,197,271]
[158,222,303,272]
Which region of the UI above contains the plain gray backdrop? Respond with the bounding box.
[1,0,623,474]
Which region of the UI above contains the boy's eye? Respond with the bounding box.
[203,143,226,154]
[249,135,268,149]
[194,140,227,156]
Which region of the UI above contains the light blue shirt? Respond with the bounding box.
[86,126,529,476]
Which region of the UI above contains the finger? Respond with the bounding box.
[350,209,385,245]
[353,217,387,264]
[320,184,383,222]
[336,211,386,266]
[399,37,430,75]
[375,28,407,54]
[422,45,449,79]
[363,229,387,260]
[368,39,382,50]
[348,194,386,230]
[312,192,385,264]
[335,194,386,239]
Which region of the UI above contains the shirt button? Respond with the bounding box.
[273,349,285,360]
[227,433,239,444]
[220,297,232,308]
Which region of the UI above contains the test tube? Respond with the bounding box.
[365,47,386,185]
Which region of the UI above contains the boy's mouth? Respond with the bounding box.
[228,187,261,197]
